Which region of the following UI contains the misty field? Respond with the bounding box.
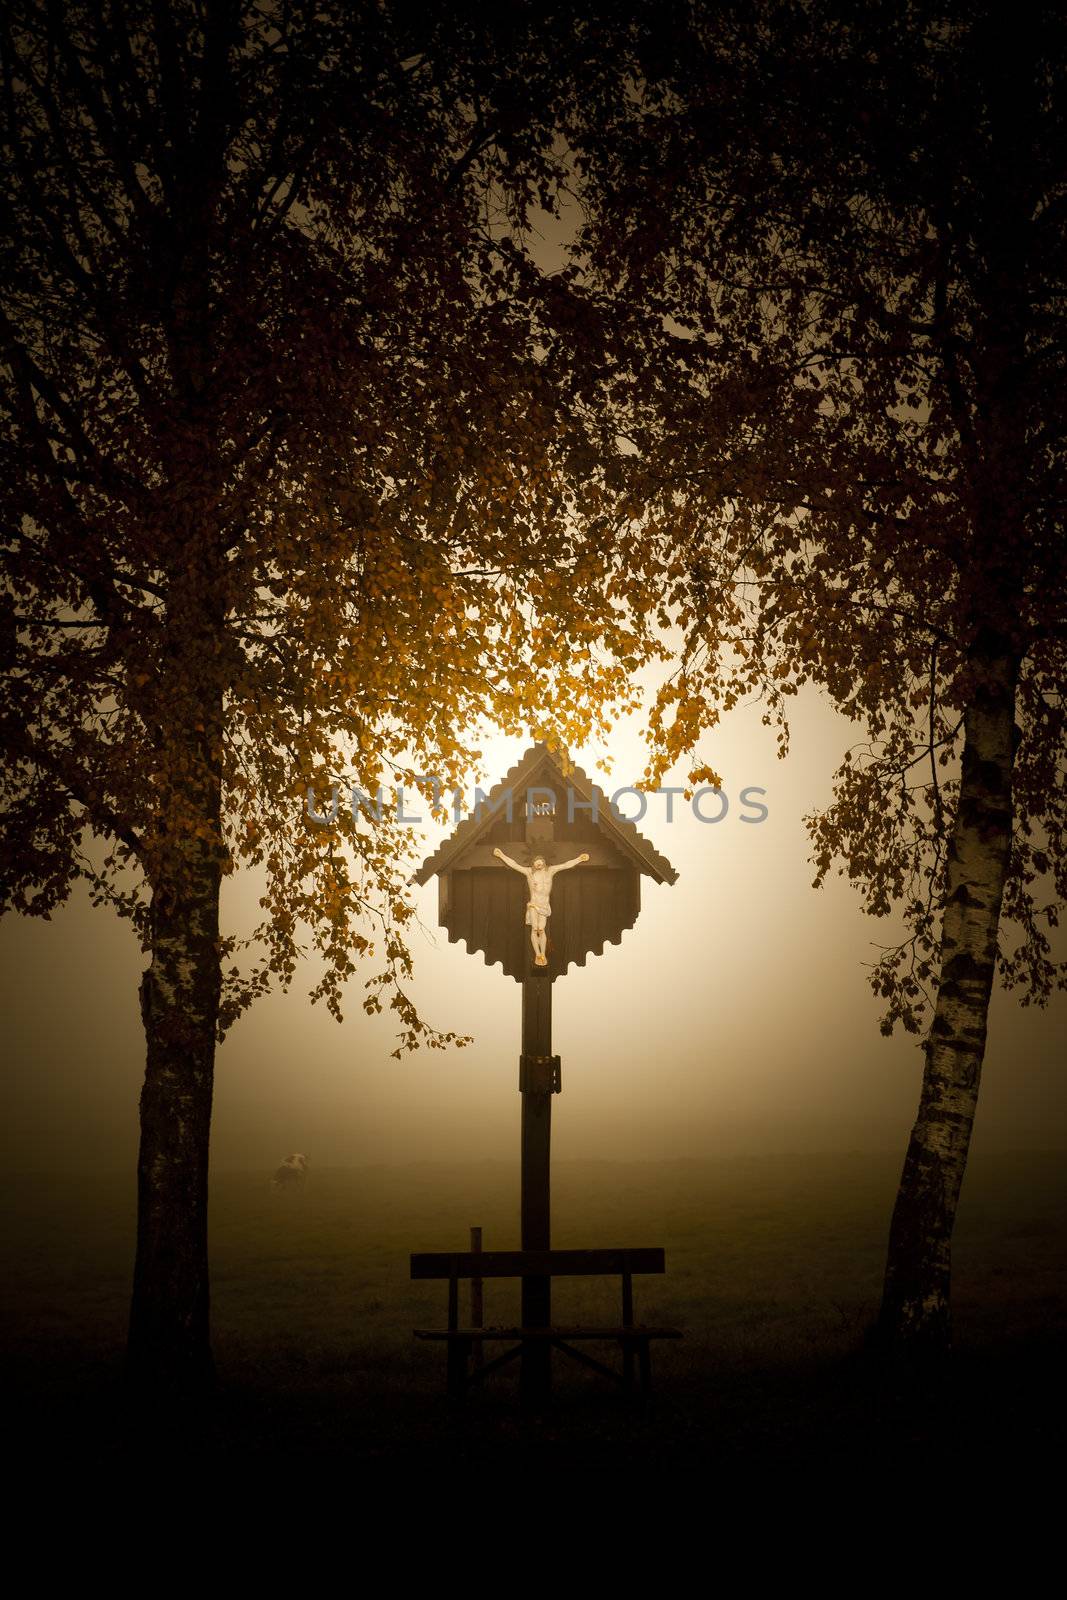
[4,1152,1066,1474]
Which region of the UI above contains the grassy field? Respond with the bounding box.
[4,1152,1066,1476]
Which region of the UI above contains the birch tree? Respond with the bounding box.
[0,0,640,1396]
[569,0,1067,1347]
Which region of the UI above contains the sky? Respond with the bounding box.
[3,678,1064,1175]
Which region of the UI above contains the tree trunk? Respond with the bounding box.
[126,672,224,1400]
[879,635,1019,1351]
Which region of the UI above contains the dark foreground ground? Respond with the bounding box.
[3,1153,1065,1480]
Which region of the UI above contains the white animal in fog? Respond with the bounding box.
[270,1153,309,1191]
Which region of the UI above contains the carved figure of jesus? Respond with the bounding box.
[493,847,590,966]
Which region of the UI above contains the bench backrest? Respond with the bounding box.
[410,1247,665,1280]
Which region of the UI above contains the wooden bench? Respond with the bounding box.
[411,1247,682,1401]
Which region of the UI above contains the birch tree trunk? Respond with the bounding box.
[126,616,225,1398]
[879,632,1020,1349]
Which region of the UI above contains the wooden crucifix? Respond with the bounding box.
[413,743,678,1403]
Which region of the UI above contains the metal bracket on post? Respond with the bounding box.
[519,1054,562,1094]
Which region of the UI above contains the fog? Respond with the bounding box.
[3,685,1064,1176]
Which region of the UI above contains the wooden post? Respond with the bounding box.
[622,1254,635,1394]
[470,1225,484,1370]
[520,971,552,1405]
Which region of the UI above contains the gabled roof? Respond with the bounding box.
[413,743,679,886]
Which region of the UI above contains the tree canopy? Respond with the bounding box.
[565,0,1067,1023]
[1,0,646,1043]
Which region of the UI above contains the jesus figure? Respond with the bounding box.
[493,846,590,966]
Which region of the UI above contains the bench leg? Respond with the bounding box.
[623,1341,635,1395]
[447,1337,471,1403]
[638,1338,652,1403]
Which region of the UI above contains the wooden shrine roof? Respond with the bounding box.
[413,742,679,887]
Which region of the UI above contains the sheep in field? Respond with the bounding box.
[270,1153,309,1191]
